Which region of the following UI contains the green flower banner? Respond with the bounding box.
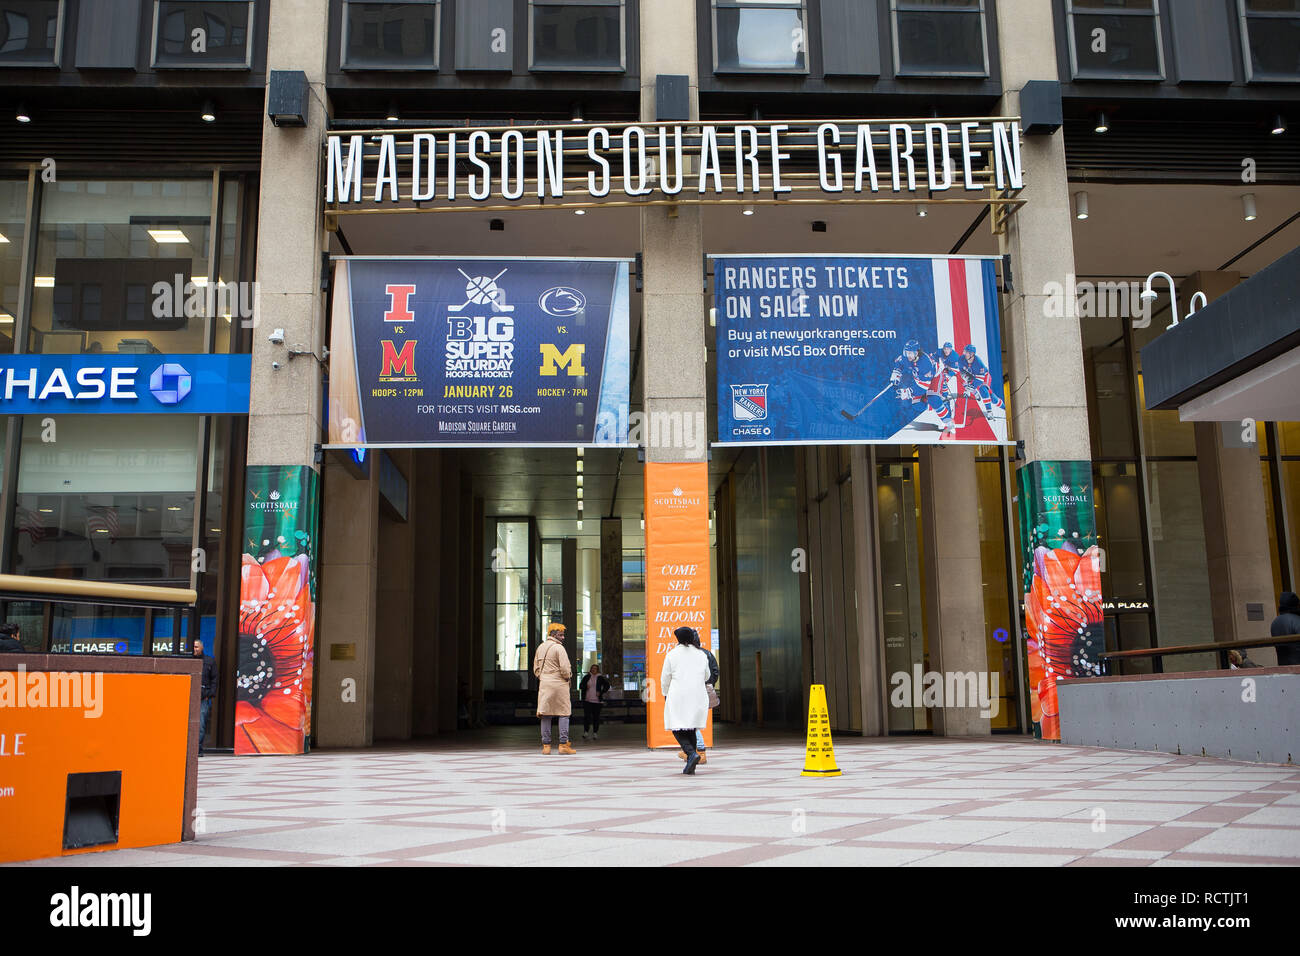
[236,465,320,755]
[1015,460,1103,741]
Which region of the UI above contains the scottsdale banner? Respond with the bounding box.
[328,257,631,447]
[1015,460,1103,741]
[714,255,1006,445]
[236,465,320,755]
[643,462,712,750]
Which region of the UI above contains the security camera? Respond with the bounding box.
[271,361,283,371]
[268,328,286,345]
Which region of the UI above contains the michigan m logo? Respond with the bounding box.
[381,340,417,377]
[539,343,585,377]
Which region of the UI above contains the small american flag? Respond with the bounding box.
[14,504,46,543]
[85,505,120,542]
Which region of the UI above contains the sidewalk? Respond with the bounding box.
[18,727,1300,866]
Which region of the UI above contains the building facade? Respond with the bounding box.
[1,0,1298,750]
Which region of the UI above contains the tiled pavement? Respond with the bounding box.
[19,725,1300,866]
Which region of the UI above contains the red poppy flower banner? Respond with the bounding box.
[1015,460,1104,741]
[236,466,320,755]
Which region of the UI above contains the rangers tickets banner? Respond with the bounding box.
[328,257,630,446]
[1015,460,1103,742]
[714,255,1006,445]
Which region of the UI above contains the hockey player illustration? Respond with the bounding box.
[937,341,961,374]
[890,339,955,437]
[955,344,1005,419]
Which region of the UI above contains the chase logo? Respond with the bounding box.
[149,363,192,405]
[539,286,586,318]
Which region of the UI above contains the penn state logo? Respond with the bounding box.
[731,383,768,422]
[539,286,586,318]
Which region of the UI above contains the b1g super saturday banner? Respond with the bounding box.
[1016,460,1103,742]
[236,465,320,755]
[329,257,630,446]
[714,255,1006,445]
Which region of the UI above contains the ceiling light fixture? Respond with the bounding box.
[15,104,30,123]
[148,228,189,244]
[386,102,400,122]
[1271,114,1286,135]
[34,276,54,288]
[576,519,583,531]
[916,205,927,218]
[0,231,9,243]
[571,103,584,123]
[200,100,216,123]
[1074,191,1089,221]
[742,204,755,216]
[574,208,586,216]
[1242,193,1257,222]
[1094,111,1109,134]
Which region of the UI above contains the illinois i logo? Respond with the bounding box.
[731,384,768,422]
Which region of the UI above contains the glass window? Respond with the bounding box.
[877,458,931,732]
[0,0,62,66]
[893,0,988,77]
[1239,0,1300,81]
[12,415,199,588]
[713,0,807,74]
[29,179,213,355]
[0,179,27,354]
[342,0,440,70]
[153,0,253,69]
[530,0,624,72]
[48,603,150,654]
[976,458,1018,730]
[1,600,44,651]
[1084,315,1137,459]
[1067,0,1164,80]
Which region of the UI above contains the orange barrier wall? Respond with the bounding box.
[0,662,195,864]
[643,462,713,749]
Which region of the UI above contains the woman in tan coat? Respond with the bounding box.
[534,622,575,754]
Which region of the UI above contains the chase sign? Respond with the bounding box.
[0,354,251,415]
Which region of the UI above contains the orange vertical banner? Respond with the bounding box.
[643,462,712,749]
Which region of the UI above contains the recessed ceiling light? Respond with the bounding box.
[0,313,12,324]
[742,204,755,216]
[0,231,9,243]
[34,276,54,288]
[916,205,927,218]
[574,208,586,215]
[166,505,182,512]
[149,228,189,244]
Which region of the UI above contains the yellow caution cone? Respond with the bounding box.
[800,684,841,777]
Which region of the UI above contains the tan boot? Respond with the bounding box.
[698,751,707,765]
[542,744,551,755]
[558,742,577,755]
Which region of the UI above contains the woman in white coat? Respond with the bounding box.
[660,626,711,774]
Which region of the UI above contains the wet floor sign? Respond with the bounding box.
[801,684,841,777]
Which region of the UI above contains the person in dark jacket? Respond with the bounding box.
[678,630,719,765]
[1271,591,1300,666]
[0,623,24,653]
[579,664,611,740]
[194,639,218,755]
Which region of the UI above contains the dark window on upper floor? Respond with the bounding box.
[712,0,808,74]
[152,0,254,69]
[0,0,63,67]
[342,0,440,70]
[1066,0,1164,80]
[1239,0,1300,81]
[891,0,989,77]
[529,0,625,71]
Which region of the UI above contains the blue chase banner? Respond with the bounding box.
[714,255,1006,445]
[0,353,251,415]
[328,257,631,447]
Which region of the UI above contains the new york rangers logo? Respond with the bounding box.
[731,383,768,422]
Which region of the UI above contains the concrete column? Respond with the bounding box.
[920,447,991,736]
[1180,273,1278,659]
[849,447,885,736]
[412,450,442,735]
[994,0,1091,464]
[374,451,415,740]
[248,0,331,468]
[600,517,623,679]
[316,459,379,747]
[640,0,706,466]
